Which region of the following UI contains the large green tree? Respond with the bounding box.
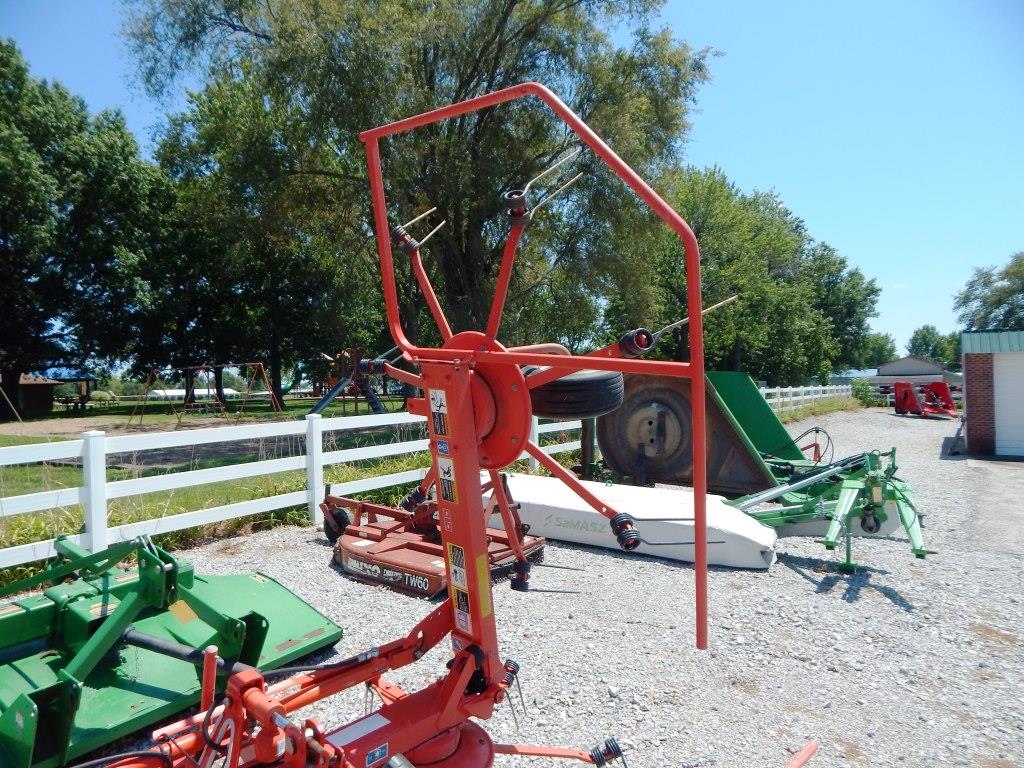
[603,166,881,385]
[0,40,162,418]
[798,243,880,368]
[149,70,388,398]
[123,0,712,347]
[858,331,897,369]
[906,324,957,368]
[954,251,1024,330]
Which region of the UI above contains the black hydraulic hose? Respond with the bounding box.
[261,650,373,679]
[787,452,865,485]
[122,629,256,675]
[68,750,172,768]
[203,693,230,754]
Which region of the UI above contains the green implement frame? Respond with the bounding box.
[0,536,342,768]
[707,371,934,572]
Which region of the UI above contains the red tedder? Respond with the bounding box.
[101,83,816,768]
[894,380,958,418]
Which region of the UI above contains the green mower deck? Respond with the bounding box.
[598,370,934,572]
[0,536,342,768]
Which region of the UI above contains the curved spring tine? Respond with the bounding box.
[523,147,582,194]
[532,172,585,214]
[400,206,437,230]
[417,220,446,248]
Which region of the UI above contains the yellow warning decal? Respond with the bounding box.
[168,599,199,624]
[475,554,492,618]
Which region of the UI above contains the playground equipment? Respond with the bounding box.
[597,371,932,572]
[90,83,817,768]
[128,363,283,427]
[308,347,395,416]
[894,380,957,418]
[0,536,341,768]
[321,474,546,596]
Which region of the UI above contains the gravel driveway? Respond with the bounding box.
[171,407,1022,767]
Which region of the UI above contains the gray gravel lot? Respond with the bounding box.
[172,407,1023,767]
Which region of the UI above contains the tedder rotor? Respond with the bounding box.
[94,83,816,768]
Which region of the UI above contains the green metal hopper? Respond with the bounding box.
[0,535,342,768]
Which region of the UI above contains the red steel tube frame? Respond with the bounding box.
[485,223,526,338]
[359,81,708,648]
[408,244,454,341]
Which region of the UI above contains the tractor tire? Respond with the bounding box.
[523,367,624,419]
[323,505,351,544]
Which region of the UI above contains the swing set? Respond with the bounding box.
[127,363,283,427]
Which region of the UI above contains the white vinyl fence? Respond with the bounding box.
[759,384,852,413]
[0,382,851,570]
[0,413,582,569]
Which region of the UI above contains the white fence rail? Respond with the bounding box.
[759,384,852,413]
[0,412,583,569]
[0,382,851,570]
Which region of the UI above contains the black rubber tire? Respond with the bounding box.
[323,505,350,544]
[523,367,624,418]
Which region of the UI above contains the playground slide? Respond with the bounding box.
[309,377,352,415]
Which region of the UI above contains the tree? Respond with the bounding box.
[0,40,161,418]
[150,69,388,398]
[123,0,712,345]
[796,243,880,369]
[906,324,956,367]
[954,251,1024,330]
[604,166,871,386]
[858,332,897,369]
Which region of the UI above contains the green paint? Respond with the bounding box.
[0,536,342,768]
[706,371,804,461]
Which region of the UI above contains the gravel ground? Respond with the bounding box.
[155,407,1022,767]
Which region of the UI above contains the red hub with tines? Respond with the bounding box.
[443,331,532,468]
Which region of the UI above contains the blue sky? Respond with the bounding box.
[3,0,1021,353]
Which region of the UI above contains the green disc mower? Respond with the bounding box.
[597,370,934,572]
[0,535,342,768]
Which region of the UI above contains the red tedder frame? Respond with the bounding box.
[362,80,709,648]
[104,82,713,768]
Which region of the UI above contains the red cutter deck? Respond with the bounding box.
[323,491,545,597]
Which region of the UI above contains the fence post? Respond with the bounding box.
[305,413,324,526]
[82,430,108,553]
[527,416,540,471]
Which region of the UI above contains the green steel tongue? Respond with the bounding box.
[0,535,342,768]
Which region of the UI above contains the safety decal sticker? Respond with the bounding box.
[448,543,467,589]
[366,743,388,766]
[428,389,449,435]
[454,587,472,633]
[438,457,458,502]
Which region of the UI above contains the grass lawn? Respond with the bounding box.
[777,396,861,423]
[3,397,411,438]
